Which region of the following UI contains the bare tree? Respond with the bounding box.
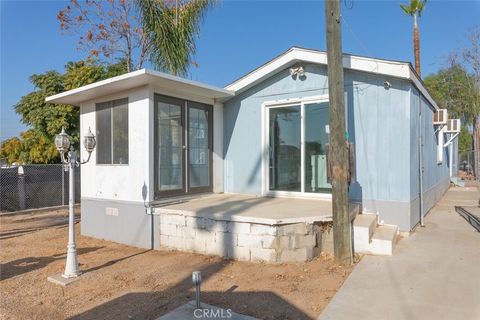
[58,0,148,72]
[463,28,480,180]
[449,27,480,179]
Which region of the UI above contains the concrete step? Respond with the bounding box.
[360,225,399,256]
[353,213,377,252]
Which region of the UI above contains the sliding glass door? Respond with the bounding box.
[154,94,212,198]
[268,101,331,195]
[269,106,302,192]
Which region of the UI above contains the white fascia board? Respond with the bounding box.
[144,69,234,98]
[46,68,234,106]
[225,49,304,93]
[225,47,438,109]
[225,48,410,92]
[45,69,147,105]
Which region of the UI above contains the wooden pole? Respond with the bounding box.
[325,0,352,265]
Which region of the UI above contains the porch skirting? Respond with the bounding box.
[81,196,344,263]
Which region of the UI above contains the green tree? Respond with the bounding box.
[137,0,214,76]
[423,64,476,123]
[424,64,476,152]
[2,60,127,164]
[0,137,22,164]
[458,126,473,152]
[400,0,427,77]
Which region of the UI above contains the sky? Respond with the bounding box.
[1,0,479,142]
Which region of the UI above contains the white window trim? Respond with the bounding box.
[261,94,332,200]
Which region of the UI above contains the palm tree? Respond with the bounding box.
[137,0,214,76]
[400,0,427,77]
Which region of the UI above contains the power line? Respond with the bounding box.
[340,14,380,75]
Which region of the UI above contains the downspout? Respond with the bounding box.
[144,203,154,250]
[449,141,453,178]
[418,97,425,227]
[419,136,424,227]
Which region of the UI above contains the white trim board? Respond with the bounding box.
[225,47,439,110]
[46,69,234,106]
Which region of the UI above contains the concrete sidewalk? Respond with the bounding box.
[319,186,480,320]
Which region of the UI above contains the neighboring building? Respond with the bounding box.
[46,47,459,261]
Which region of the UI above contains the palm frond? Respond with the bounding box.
[137,0,214,76]
[400,3,413,15]
[400,0,427,16]
[417,0,427,17]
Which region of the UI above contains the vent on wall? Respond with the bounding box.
[433,109,448,125]
[445,119,461,133]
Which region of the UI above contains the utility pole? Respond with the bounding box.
[325,0,351,265]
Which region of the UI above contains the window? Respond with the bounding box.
[96,98,129,164]
[267,99,331,195]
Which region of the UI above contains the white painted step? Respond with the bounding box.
[361,225,398,256]
[353,214,377,252]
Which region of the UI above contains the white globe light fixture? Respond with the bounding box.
[54,127,96,279]
[83,127,96,153]
[55,127,71,153]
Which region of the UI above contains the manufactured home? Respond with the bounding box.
[46,47,459,262]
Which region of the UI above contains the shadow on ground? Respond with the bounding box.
[0,246,103,281]
[69,260,310,320]
[82,250,151,274]
[0,212,80,241]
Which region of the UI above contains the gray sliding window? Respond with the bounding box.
[96,98,129,164]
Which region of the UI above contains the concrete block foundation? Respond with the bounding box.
[81,196,337,263]
[155,210,333,263]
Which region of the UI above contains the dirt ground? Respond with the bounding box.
[0,209,354,320]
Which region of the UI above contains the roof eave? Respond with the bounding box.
[45,68,234,106]
[223,47,438,110]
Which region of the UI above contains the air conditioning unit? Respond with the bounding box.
[445,119,461,133]
[433,109,448,125]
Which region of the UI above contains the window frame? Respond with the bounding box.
[95,97,129,166]
[261,95,332,200]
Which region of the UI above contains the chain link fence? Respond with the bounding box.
[458,150,476,180]
[0,164,80,213]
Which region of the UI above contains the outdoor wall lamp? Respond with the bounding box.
[54,127,96,278]
[289,66,305,79]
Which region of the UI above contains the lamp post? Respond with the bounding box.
[55,127,96,278]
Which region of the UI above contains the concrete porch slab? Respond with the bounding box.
[154,193,359,225]
[157,301,258,320]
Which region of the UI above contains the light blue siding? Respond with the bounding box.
[224,64,329,194]
[345,70,411,203]
[223,63,449,230]
[409,87,450,227]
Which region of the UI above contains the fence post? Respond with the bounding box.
[17,166,26,210]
